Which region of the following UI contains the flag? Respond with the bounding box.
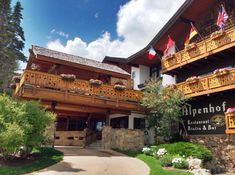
[217,5,228,30]
[184,24,198,45]
[164,36,175,56]
[148,46,156,60]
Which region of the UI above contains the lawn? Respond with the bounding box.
[0,147,63,175]
[114,149,192,175]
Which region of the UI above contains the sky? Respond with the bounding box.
[14,0,185,70]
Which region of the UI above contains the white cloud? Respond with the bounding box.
[50,29,56,34]
[94,12,99,19]
[56,31,69,38]
[47,0,185,61]
[49,29,69,39]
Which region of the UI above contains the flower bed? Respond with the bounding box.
[89,79,103,86]
[60,74,76,81]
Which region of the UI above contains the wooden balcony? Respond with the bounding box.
[162,28,235,74]
[171,68,235,98]
[14,70,143,111]
[225,112,235,134]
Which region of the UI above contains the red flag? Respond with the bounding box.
[164,36,175,56]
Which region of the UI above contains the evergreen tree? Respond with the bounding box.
[0,0,25,93]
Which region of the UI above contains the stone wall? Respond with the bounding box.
[189,134,235,171]
[102,126,144,151]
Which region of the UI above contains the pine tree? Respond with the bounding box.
[0,0,25,93]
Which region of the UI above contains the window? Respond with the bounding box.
[134,118,145,130]
[131,71,136,79]
[110,116,128,129]
[150,65,161,80]
[68,118,86,131]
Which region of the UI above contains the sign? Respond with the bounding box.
[181,94,235,135]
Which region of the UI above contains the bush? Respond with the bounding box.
[151,142,212,162]
[0,95,55,159]
[159,154,173,167]
[172,157,189,169]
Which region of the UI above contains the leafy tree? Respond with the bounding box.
[0,95,55,159]
[141,80,189,143]
[0,0,26,93]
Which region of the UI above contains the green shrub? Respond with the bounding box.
[159,154,173,167]
[152,142,212,162]
[0,94,55,159]
[172,157,189,169]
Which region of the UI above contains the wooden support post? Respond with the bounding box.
[51,101,57,148]
[105,110,111,126]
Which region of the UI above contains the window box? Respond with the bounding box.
[89,79,103,86]
[210,30,225,40]
[60,74,76,81]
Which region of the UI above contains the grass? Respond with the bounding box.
[114,149,192,175]
[0,147,63,175]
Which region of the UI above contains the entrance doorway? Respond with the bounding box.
[89,118,106,140]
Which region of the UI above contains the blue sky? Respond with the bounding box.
[15,0,128,56]
[14,0,185,70]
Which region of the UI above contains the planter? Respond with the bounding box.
[89,79,103,86]
[10,83,16,89]
[163,54,174,60]
[186,76,199,84]
[114,84,126,91]
[185,42,197,51]
[210,31,225,40]
[30,63,40,71]
[167,84,176,89]
[213,69,230,77]
[60,74,76,81]
[12,76,21,83]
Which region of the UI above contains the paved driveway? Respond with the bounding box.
[29,147,150,175]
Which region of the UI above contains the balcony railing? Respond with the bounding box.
[162,28,235,73]
[225,112,235,134]
[171,68,235,98]
[15,70,142,104]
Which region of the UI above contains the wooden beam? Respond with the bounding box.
[21,86,141,111]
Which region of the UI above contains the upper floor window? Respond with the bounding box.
[131,71,136,79]
[150,66,161,80]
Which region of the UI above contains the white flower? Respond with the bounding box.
[172,157,183,164]
[156,148,167,157]
[142,147,151,153]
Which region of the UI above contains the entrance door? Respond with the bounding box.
[90,118,106,140]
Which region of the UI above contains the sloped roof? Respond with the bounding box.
[32,45,130,76]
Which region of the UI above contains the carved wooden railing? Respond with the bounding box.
[171,68,235,97]
[15,70,142,102]
[225,112,235,134]
[162,28,235,73]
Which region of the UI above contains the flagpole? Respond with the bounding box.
[190,22,203,41]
